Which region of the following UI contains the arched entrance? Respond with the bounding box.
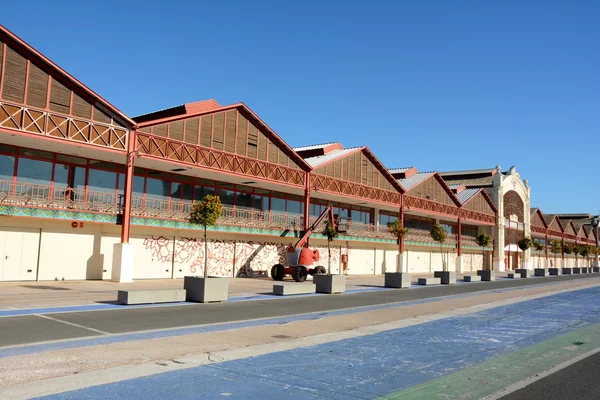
[503,190,524,270]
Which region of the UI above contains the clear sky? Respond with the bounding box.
[3,0,599,214]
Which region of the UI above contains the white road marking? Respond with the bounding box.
[35,314,112,336]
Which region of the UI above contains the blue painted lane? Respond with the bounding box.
[37,286,600,400]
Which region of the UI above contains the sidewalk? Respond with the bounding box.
[0,273,500,310]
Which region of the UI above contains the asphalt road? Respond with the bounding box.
[502,352,600,400]
[0,274,595,348]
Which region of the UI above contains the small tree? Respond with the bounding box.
[430,224,448,271]
[322,220,339,274]
[579,245,590,268]
[550,240,562,268]
[571,245,580,268]
[532,240,545,268]
[475,233,492,271]
[517,237,532,269]
[388,219,408,272]
[189,194,223,278]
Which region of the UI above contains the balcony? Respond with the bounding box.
[0,180,461,246]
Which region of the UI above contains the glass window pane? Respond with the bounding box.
[132,176,145,197]
[287,200,301,215]
[235,191,253,210]
[271,197,286,213]
[351,209,361,223]
[216,189,234,206]
[170,182,183,200]
[146,177,170,199]
[0,154,15,181]
[194,185,214,201]
[16,158,52,184]
[364,211,371,224]
[182,184,194,201]
[88,169,117,193]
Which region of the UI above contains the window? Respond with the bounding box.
[88,169,117,193]
[286,199,302,216]
[271,197,286,213]
[0,154,15,181]
[235,191,253,210]
[194,185,214,201]
[16,157,52,185]
[216,189,234,207]
[146,177,170,199]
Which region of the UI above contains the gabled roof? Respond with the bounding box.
[530,208,549,228]
[455,188,481,205]
[388,167,414,174]
[397,172,435,190]
[303,147,362,168]
[293,142,339,152]
[439,168,498,176]
[544,214,564,232]
[0,24,135,128]
[134,100,311,171]
[572,220,589,238]
[398,172,462,207]
[439,167,498,188]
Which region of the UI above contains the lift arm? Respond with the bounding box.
[294,205,336,249]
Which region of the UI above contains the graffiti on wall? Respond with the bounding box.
[141,236,350,278]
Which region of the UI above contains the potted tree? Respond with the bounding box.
[475,232,494,281]
[549,240,567,274]
[566,245,581,274]
[384,219,411,288]
[532,240,545,269]
[185,194,228,303]
[579,246,590,273]
[430,224,455,284]
[592,247,600,273]
[314,220,345,294]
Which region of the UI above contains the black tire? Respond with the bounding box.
[271,264,285,281]
[312,266,327,276]
[291,266,308,282]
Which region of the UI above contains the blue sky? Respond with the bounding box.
[3,1,599,213]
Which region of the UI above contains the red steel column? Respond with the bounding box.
[545,232,549,261]
[120,129,137,244]
[457,217,462,257]
[303,171,310,247]
[399,195,405,254]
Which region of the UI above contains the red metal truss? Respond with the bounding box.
[311,173,402,204]
[136,132,305,187]
[531,225,547,235]
[459,208,495,225]
[547,229,563,239]
[0,101,128,150]
[404,194,459,217]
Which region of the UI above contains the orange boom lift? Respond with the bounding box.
[271,205,341,282]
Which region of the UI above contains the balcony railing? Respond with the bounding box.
[0,180,461,245]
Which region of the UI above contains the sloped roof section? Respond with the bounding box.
[0,24,135,128]
[134,100,311,171]
[303,147,362,168]
[397,172,435,190]
[455,188,481,205]
[293,142,339,152]
[388,167,414,174]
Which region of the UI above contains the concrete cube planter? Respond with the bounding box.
[534,268,549,277]
[477,270,496,281]
[562,268,572,275]
[384,272,411,289]
[434,271,456,285]
[581,267,589,274]
[548,268,561,276]
[515,269,531,278]
[184,276,228,303]
[314,274,346,294]
[573,268,581,274]
[593,267,600,273]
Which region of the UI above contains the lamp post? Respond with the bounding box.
[592,216,600,268]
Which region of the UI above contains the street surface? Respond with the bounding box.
[0,274,598,399]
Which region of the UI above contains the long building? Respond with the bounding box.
[0,25,597,282]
